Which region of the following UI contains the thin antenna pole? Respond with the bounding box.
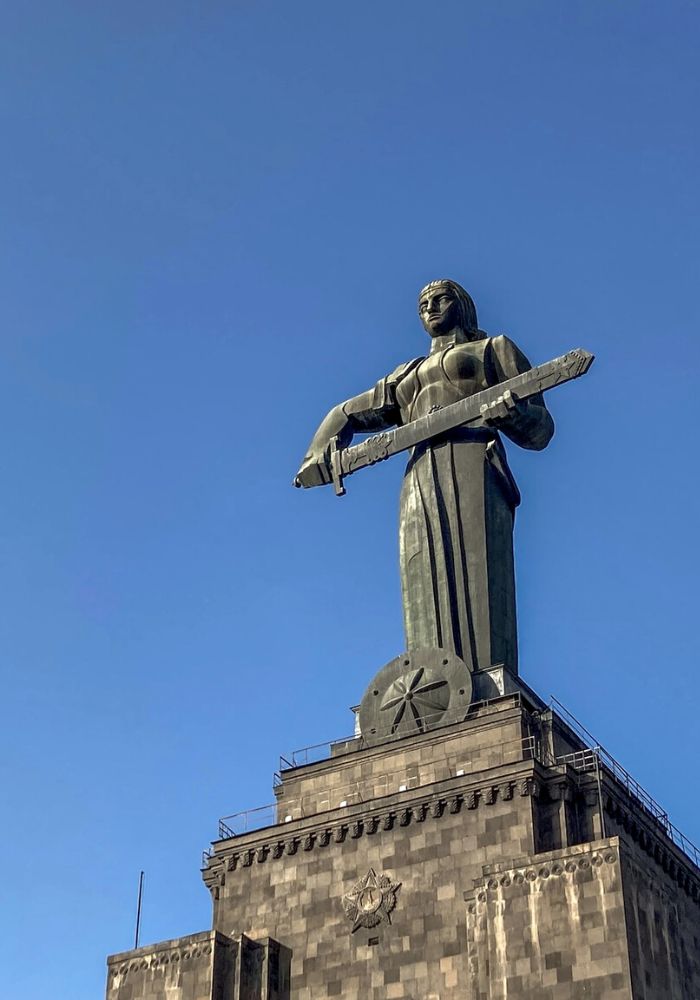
[134,871,145,949]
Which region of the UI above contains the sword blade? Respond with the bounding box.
[337,348,594,487]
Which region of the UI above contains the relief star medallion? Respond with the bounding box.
[342,867,402,932]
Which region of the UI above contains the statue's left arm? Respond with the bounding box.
[485,335,555,450]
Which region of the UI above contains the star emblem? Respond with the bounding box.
[380,666,449,734]
[342,867,402,932]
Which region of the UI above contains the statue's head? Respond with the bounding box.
[418,279,479,340]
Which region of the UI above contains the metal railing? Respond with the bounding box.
[218,803,279,839]
[278,692,524,774]
[280,735,356,770]
[556,746,668,826]
[670,826,700,869]
[550,697,700,869]
[215,733,539,842]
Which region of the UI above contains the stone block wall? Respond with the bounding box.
[107,931,233,1000]
[210,773,540,1000]
[620,843,700,999]
[237,935,292,1000]
[465,838,633,999]
[275,697,534,821]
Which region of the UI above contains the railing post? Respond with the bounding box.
[595,750,607,839]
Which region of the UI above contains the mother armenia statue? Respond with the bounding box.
[294,279,556,677]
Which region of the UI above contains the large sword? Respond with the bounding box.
[301,348,594,497]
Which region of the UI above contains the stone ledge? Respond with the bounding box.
[107,929,220,967]
[465,837,621,903]
[106,929,224,995]
[203,764,542,893]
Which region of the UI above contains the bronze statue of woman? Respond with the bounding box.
[295,280,554,675]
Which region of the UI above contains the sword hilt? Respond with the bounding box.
[328,436,346,497]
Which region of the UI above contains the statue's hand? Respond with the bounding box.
[293,453,332,489]
[480,390,523,428]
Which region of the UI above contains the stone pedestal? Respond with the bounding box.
[106,687,700,999]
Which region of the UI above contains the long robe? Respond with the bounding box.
[385,335,553,673]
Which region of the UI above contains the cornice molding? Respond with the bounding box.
[202,775,541,895]
[109,940,216,983]
[466,844,619,913]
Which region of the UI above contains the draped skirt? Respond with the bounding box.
[399,429,519,673]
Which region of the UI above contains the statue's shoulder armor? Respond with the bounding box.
[385,357,424,386]
[484,334,531,381]
[485,333,516,357]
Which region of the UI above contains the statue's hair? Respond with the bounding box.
[418,279,479,334]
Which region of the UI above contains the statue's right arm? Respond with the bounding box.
[294,389,398,488]
[294,360,421,489]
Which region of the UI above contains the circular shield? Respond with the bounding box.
[358,648,472,744]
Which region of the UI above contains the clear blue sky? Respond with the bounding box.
[1,2,699,997]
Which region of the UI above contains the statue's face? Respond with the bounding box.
[419,285,460,336]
